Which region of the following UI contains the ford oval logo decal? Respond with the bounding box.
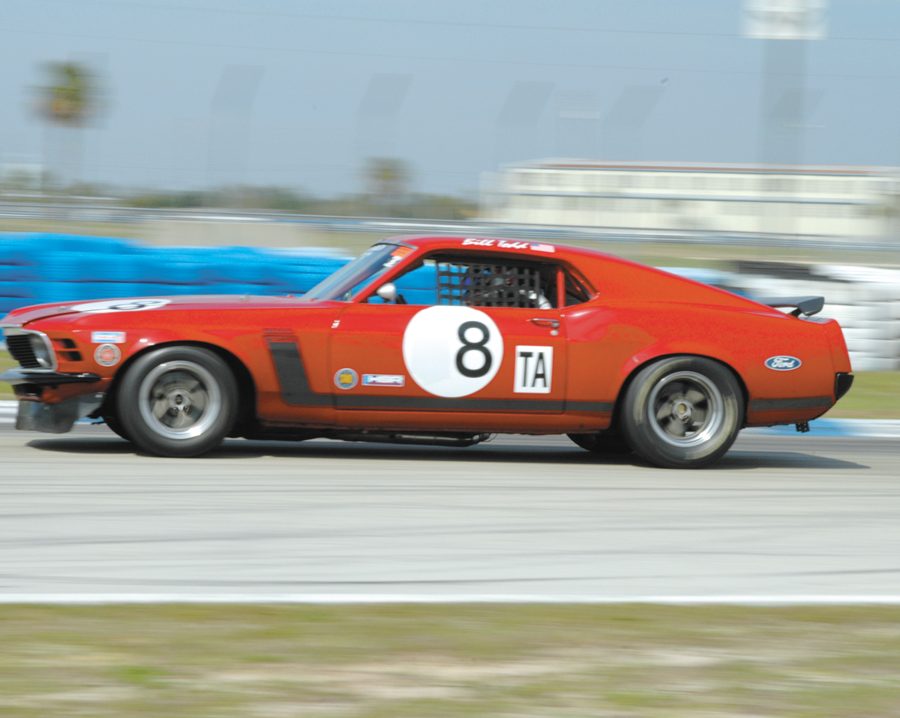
[765,355,802,371]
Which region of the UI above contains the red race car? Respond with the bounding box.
[1,236,853,468]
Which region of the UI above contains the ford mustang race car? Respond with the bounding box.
[0,236,853,468]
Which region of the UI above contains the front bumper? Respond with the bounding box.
[0,368,101,387]
[1,369,104,434]
[14,393,106,433]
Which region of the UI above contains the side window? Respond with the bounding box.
[435,258,557,309]
[369,255,559,309]
[563,270,592,306]
[394,262,439,305]
[367,261,438,305]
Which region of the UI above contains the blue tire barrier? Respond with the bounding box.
[0,235,354,340]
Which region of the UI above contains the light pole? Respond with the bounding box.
[743,0,827,237]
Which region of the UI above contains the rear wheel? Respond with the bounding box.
[620,356,743,469]
[116,346,239,457]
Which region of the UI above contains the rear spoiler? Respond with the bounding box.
[759,296,824,317]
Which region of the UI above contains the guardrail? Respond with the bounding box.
[3,201,900,251]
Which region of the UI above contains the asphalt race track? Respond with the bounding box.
[1,424,899,601]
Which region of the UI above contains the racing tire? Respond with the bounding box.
[567,430,632,455]
[620,356,743,469]
[116,345,239,457]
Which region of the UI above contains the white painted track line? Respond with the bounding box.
[5,593,900,605]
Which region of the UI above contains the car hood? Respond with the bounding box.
[1,294,323,328]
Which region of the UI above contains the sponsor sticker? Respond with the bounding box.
[514,345,553,393]
[362,373,405,387]
[383,246,414,268]
[461,238,549,252]
[530,243,555,253]
[765,355,802,371]
[91,331,126,344]
[94,343,122,367]
[72,299,170,314]
[333,367,359,390]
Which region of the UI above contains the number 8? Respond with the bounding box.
[455,321,492,378]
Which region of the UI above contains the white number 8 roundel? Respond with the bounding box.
[402,306,503,398]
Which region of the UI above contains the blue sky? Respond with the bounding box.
[2,0,900,195]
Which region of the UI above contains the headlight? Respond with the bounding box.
[29,334,55,369]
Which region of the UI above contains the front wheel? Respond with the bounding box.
[116,346,239,457]
[620,357,743,469]
[102,414,131,442]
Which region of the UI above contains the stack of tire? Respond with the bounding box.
[733,261,900,372]
[0,236,37,323]
[0,233,349,341]
[814,265,900,372]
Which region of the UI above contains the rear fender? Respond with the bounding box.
[612,350,749,426]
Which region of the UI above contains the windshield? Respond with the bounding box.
[302,243,413,302]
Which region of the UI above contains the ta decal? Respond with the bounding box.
[514,346,553,393]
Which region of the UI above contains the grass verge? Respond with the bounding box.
[1,604,899,717]
[823,371,900,419]
[1,350,14,399]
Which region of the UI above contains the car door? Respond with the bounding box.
[327,256,568,428]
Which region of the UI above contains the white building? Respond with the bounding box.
[482,160,900,239]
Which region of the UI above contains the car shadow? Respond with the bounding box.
[24,435,870,471]
[25,436,612,466]
[716,450,868,471]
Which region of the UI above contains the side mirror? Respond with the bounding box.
[376,283,398,302]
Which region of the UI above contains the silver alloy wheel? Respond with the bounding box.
[137,360,222,440]
[647,370,724,448]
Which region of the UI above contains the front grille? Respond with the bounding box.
[6,335,41,368]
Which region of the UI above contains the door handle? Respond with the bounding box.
[529,317,560,329]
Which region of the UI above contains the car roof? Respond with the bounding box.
[391,235,604,264]
[386,235,650,296]
[389,235,770,312]
[388,235,654,292]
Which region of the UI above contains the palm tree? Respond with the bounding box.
[364,157,410,214]
[36,61,97,191]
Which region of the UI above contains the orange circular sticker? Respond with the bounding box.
[94,343,122,367]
